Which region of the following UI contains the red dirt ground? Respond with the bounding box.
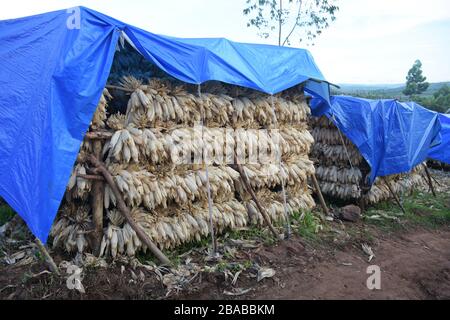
[177,227,450,300]
[1,224,449,300]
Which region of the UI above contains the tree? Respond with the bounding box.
[243,0,339,46]
[431,85,450,113]
[403,60,429,96]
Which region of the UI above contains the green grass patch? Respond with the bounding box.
[291,210,324,242]
[136,236,211,266]
[365,190,450,230]
[228,225,278,246]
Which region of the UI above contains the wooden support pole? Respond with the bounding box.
[431,174,442,187]
[77,174,105,181]
[91,141,104,256]
[382,177,406,214]
[35,238,60,276]
[232,164,281,240]
[358,197,366,214]
[423,165,437,197]
[87,155,172,266]
[85,131,113,140]
[311,174,330,216]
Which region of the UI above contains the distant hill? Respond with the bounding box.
[335,82,450,98]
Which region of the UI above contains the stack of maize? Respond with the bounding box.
[310,116,427,204]
[51,78,316,256]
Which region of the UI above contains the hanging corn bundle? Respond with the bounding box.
[52,76,316,258]
[310,116,427,203]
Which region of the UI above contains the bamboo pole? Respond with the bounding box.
[35,238,60,276]
[382,177,406,214]
[87,155,172,266]
[423,166,437,197]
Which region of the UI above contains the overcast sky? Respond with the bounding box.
[1,0,449,84]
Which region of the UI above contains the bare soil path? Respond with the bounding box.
[0,226,449,300]
[247,228,450,300]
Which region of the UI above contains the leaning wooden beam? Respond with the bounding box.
[35,238,60,275]
[382,177,406,214]
[310,174,330,216]
[87,155,172,266]
[431,174,442,187]
[423,165,437,197]
[232,163,281,240]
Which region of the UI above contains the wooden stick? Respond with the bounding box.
[232,164,281,240]
[204,164,218,254]
[431,174,442,187]
[310,174,330,216]
[85,131,113,140]
[91,141,104,256]
[358,197,366,214]
[423,166,437,197]
[87,155,172,266]
[106,85,135,93]
[382,177,406,214]
[35,238,60,276]
[77,174,105,181]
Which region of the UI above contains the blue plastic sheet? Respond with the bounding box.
[311,96,441,183]
[0,7,329,242]
[428,113,450,164]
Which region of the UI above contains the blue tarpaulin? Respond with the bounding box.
[0,7,330,242]
[311,96,442,183]
[428,113,450,164]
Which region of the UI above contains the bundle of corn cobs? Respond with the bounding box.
[309,116,427,203]
[51,77,316,257]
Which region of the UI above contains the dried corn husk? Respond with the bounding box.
[53,76,316,257]
[310,116,428,202]
[50,204,91,253]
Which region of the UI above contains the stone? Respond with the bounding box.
[339,205,361,222]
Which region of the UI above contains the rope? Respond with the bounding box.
[270,95,291,239]
[197,84,217,255]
